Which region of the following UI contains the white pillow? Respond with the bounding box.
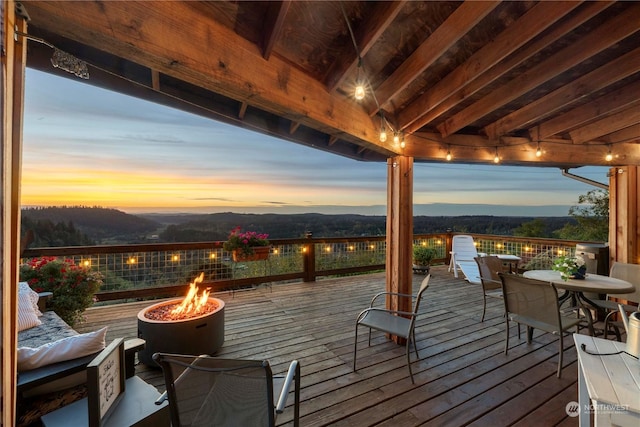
[18,281,42,316]
[17,291,41,332]
[17,327,107,371]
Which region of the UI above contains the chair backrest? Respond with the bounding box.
[405,275,431,335]
[475,256,504,291]
[153,353,275,427]
[609,261,640,303]
[452,235,479,261]
[500,274,561,330]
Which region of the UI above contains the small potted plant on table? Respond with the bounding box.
[413,245,437,274]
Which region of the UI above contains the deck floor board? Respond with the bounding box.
[77,266,584,426]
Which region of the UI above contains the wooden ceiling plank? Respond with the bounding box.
[261,1,291,60]
[370,0,499,116]
[533,79,640,140]
[570,106,640,144]
[602,123,640,144]
[400,0,582,133]
[486,47,640,139]
[438,3,640,137]
[404,1,611,135]
[325,1,405,91]
[602,124,640,144]
[24,1,388,152]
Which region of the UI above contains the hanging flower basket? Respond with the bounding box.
[232,246,270,262]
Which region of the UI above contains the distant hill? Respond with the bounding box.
[22,206,160,242]
[21,208,576,247]
[156,212,574,242]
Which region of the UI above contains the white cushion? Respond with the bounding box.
[17,291,41,332]
[17,327,107,371]
[18,281,42,316]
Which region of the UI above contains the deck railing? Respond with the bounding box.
[21,233,598,302]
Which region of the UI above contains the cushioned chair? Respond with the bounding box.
[153,353,300,427]
[593,261,640,340]
[475,256,505,322]
[449,235,482,284]
[499,273,581,378]
[353,275,430,384]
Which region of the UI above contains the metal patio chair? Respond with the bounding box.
[353,275,430,384]
[153,353,300,427]
[475,255,505,322]
[593,261,640,340]
[499,274,581,378]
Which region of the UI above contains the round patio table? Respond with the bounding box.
[522,270,635,336]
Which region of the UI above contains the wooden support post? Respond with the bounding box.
[386,156,413,344]
[609,166,639,264]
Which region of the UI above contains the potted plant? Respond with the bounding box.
[413,245,437,273]
[222,226,270,261]
[19,256,103,326]
[552,254,587,281]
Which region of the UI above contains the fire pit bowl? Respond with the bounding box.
[137,297,225,366]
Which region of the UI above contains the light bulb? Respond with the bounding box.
[605,147,613,162]
[354,84,365,100]
[536,145,542,157]
[379,129,387,142]
[446,151,452,161]
[393,133,400,145]
[400,139,405,149]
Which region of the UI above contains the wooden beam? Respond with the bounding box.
[23,1,387,152]
[609,166,640,264]
[437,3,640,137]
[532,79,640,140]
[150,69,160,91]
[238,101,248,120]
[261,1,290,60]
[328,135,339,146]
[325,1,405,91]
[404,132,640,166]
[370,1,498,116]
[289,121,300,135]
[570,106,640,144]
[486,46,640,139]
[400,0,582,133]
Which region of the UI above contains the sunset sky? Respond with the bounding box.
[22,69,609,216]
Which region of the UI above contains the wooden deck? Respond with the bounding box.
[77,265,586,426]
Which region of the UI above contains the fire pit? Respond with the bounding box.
[137,273,225,366]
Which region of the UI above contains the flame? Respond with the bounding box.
[170,272,210,317]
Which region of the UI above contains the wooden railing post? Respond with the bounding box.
[303,232,316,282]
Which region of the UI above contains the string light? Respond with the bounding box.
[535,142,542,158]
[379,113,387,142]
[605,145,613,162]
[446,145,452,161]
[400,134,405,149]
[354,57,365,101]
[493,147,500,163]
[393,132,400,145]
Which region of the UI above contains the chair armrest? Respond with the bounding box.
[124,338,145,379]
[17,353,97,394]
[276,360,300,414]
[37,292,53,312]
[370,291,414,306]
